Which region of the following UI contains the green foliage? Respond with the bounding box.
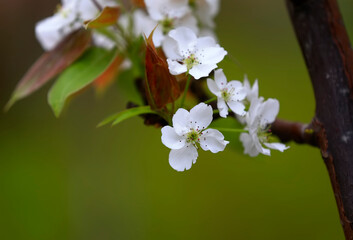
[48,47,116,117]
[97,106,156,127]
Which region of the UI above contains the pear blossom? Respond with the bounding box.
[189,0,220,28]
[35,0,118,51]
[207,69,246,118]
[145,0,190,21]
[137,0,198,47]
[240,97,289,157]
[163,27,227,79]
[161,103,229,171]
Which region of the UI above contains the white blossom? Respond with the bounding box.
[190,0,220,28]
[35,0,118,51]
[240,97,289,157]
[163,27,227,79]
[145,0,190,22]
[161,103,229,171]
[140,0,198,47]
[207,69,246,118]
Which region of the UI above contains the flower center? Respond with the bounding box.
[221,87,235,102]
[183,54,199,71]
[186,129,201,145]
[258,126,272,143]
[160,18,174,35]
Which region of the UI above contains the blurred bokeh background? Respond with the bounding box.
[1,0,352,239]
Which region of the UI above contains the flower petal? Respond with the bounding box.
[228,80,246,101]
[172,108,190,135]
[214,68,227,89]
[35,13,78,51]
[259,98,279,127]
[264,142,290,152]
[240,133,260,157]
[248,79,259,102]
[189,63,217,79]
[161,126,186,149]
[217,98,228,118]
[169,27,197,53]
[227,80,242,91]
[195,36,216,49]
[189,103,213,130]
[169,145,198,171]
[167,59,188,75]
[260,146,271,156]
[162,36,182,60]
[176,13,199,35]
[200,129,229,153]
[197,46,227,65]
[206,78,221,96]
[227,101,246,116]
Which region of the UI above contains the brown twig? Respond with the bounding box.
[270,119,318,147]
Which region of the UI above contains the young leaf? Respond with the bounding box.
[84,7,120,29]
[5,29,92,111]
[94,54,123,93]
[145,30,181,110]
[48,47,116,117]
[97,106,156,127]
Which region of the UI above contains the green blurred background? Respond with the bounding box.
[1,0,352,239]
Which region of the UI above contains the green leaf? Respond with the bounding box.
[48,47,116,117]
[97,106,156,127]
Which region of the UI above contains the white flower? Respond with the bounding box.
[207,69,246,118]
[240,97,289,157]
[35,0,79,51]
[139,0,198,47]
[163,27,227,79]
[145,0,190,21]
[190,0,220,28]
[35,0,118,51]
[161,103,229,171]
[243,74,259,103]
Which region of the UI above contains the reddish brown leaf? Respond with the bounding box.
[145,30,181,110]
[131,0,145,8]
[5,29,92,111]
[94,54,123,93]
[84,7,120,29]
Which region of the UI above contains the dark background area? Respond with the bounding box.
[0,0,352,239]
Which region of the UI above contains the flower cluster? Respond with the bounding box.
[36,0,119,50]
[25,0,289,172]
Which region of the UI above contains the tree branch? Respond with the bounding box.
[286,0,353,238]
[270,119,318,146]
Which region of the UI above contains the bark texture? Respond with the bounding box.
[286,0,353,238]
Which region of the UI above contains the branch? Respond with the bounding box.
[270,119,318,147]
[286,0,353,238]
